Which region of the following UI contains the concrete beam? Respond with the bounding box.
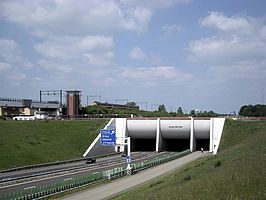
[156,118,163,152]
[190,117,195,152]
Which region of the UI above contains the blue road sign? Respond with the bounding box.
[100,129,116,146]
[126,156,132,163]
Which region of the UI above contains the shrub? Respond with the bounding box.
[184,175,192,181]
[214,160,222,168]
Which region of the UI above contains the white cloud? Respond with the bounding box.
[129,47,146,60]
[0,38,31,85]
[0,62,12,71]
[123,7,153,33]
[0,1,154,36]
[188,12,266,68]
[161,24,183,39]
[0,0,191,90]
[120,0,191,9]
[0,38,21,64]
[35,35,114,59]
[120,66,193,85]
[10,73,27,81]
[84,51,114,67]
[37,59,73,74]
[187,35,262,63]
[200,12,251,32]
[35,35,115,74]
[186,12,266,107]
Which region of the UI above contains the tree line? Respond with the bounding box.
[239,104,266,117]
[80,103,219,118]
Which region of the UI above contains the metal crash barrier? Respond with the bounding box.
[0,150,190,200]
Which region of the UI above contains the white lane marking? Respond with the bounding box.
[0,152,170,190]
[64,178,73,181]
[24,185,36,190]
[92,172,99,174]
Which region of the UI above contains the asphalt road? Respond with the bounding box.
[0,151,170,195]
[63,151,209,200]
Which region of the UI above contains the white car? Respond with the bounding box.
[35,114,48,120]
[13,115,37,121]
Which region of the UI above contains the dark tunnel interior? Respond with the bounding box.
[130,138,210,152]
[195,139,210,151]
[131,139,156,151]
[162,139,190,151]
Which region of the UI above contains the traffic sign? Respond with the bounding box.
[100,129,116,146]
[126,156,132,163]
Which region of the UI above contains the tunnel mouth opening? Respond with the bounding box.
[131,139,156,151]
[196,139,210,151]
[163,139,190,152]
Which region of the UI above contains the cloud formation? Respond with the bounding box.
[0,1,154,36]
[161,24,183,39]
[0,38,31,84]
[129,47,146,60]
[120,66,193,85]
[188,12,266,80]
[0,1,264,112]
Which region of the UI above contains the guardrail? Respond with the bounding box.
[0,152,118,173]
[132,149,190,173]
[0,158,86,174]
[0,150,190,200]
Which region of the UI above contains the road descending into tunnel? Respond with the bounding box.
[63,151,209,200]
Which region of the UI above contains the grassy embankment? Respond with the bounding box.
[113,120,266,200]
[0,119,107,170]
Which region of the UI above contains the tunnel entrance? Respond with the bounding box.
[196,139,209,151]
[131,139,156,151]
[162,139,190,151]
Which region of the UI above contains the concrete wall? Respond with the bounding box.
[83,118,116,157]
[83,117,226,157]
[211,118,226,154]
[115,117,225,155]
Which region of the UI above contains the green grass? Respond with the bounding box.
[113,120,266,200]
[0,119,107,170]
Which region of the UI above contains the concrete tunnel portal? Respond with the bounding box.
[83,117,226,158]
[126,119,210,152]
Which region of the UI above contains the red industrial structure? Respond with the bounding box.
[66,90,81,118]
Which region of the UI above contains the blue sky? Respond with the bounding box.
[0,0,265,113]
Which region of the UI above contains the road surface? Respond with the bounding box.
[0,152,170,195]
[63,151,209,200]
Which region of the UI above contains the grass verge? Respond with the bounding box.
[0,119,107,170]
[112,120,266,200]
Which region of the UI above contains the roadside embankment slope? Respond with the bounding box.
[0,119,107,170]
[113,120,266,200]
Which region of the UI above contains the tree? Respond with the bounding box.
[177,107,183,114]
[158,104,167,112]
[239,104,266,117]
[190,109,196,116]
[126,102,137,107]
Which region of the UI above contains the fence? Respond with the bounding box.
[0,150,190,200]
[132,149,190,173]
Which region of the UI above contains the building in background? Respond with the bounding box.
[0,97,61,117]
[66,90,81,118]
[0,89,81,118]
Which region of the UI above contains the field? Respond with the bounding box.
[113,120,266,200]
[0,119,107,170]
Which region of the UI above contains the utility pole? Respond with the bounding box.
[151,104,159,111]
[262,88,264,105]
[136,102,148,111]
[115,99,128,104]
[39,90,63,108]
[87,95,101,106]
